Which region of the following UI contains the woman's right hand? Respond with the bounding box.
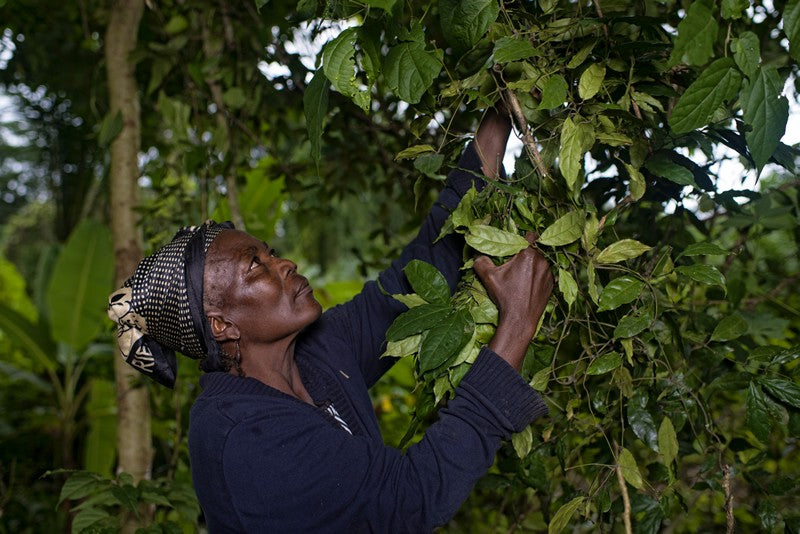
[473,235,554,371]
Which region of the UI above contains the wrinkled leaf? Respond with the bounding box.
[539,75,568,109]
[597,276,644,312]
[440,0,499,52]
[466,224,530,256]
[669,2,718,66]
[741,67,789,171]
[559,116,595,191]
[493,36,537,63]
[669,58,742,134]
[384,41,442,104]
[785,0,800,62]
[404,260,450,305]
[596,239,651,264]
[586,351,622,375]
[578,63,605,100]
[58,471,110,505]
[539,211,584,247]
[747,381,771,442]
[732,31,760,79]
[760,378,800,409]
[322,28,369,109]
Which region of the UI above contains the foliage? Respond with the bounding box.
[304,0,800,531]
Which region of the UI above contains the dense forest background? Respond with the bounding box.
[0,0,799,532]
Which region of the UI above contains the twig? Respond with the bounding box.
[722,464,734,534]
[502,89,550,180]
[615,443,633,534]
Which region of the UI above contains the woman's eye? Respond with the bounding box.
[249,256,262,271]
[270,249,279,258]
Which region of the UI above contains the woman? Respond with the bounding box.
[108,109,553,532]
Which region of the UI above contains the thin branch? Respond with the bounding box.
[722,464,734,534]
[502,88,549,180]
[615,442,633,534]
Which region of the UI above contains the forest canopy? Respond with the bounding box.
[0,0,799,532]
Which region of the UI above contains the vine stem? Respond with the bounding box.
[723,464,735,534]
[614,442,633,534]
[502,88,549,180]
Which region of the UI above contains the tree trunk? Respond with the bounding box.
[104,0,152,530]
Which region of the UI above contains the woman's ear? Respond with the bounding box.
[207,310,240,342]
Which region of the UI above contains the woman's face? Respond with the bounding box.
[204,230,322,344]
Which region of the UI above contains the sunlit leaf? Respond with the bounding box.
[512,426,533,458]
[559,116,595,191]
[531,367,550,391]
[539,211,584,247]
[548,496,585,534]
[381,334,422,358]
[596,239,651,264]
[465,224,530,256]
[597,276,644,312]
[578,63,605,100]
[538,75,568,109]
[558,268,578,309]
[618,448,644,489]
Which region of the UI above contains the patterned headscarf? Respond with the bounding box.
[107,220,235,388]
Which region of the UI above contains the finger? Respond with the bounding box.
[472,255,494,278]
[524,231,539,245]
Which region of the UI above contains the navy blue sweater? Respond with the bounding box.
[188,143,549,533]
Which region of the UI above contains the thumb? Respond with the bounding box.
[472,255,494,279]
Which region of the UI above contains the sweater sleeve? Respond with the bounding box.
[220,348,547,533]
[324,142,486,387]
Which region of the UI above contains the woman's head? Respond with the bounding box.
[201,230,322,366]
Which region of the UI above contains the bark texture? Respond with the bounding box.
[105,0,152,493]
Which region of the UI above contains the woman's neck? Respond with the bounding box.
[238,339,314,405]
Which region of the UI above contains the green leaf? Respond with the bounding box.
[628,389,658,450]
[404,260,450,305]
[418,309,474,372]
[567,41,596,69]
[668,58,742,134]
[58,471,110,505]
[465,224,530,256]
[83,379,117,478]
[722,0,750,18]
[618,448,644,489]
[71,507,112,533]
[414,153,445,177]
[741,67,789,171]
[658,417,678,465]
[644,152,696,187]
[558,268,578,310]
[304,70,329,169]
[391,293,427,308]
[46,219,114,351]
[382,334,422,358]
[710,312,749,341]
[681,242,727,256]
[772,345,800,366]
[578,63,605,100]
[586,351,622,375]
[539,211,584,247]
[512,426,533,458]
[669,2,718,66]
[111,484,140,514]
[98,111,123,147]
[784,0,800,62]
[386,303,450,341]
[625,164,646,201]
[440,0,499,53]
[597,276,644,312]
[396,144,435,160]
[548,496,585,534]
[384,40,442,104]
[538,75,568,110]
[0,302,56,372]
[322,28,369,110]
[363,0,396,10]
[493,36,536,63]
[675,265,726,288]
[222,87,246,110]
[559,116,595,191]
[596,239,651,264]
[614,314,651,339]
[760,378,800,409]
[747,381,772,442]
[732,32,760,79]
[531,367,550,391]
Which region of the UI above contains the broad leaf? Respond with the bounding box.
[710,312,749,341]
[747,381,771,442]
[539,211,584,247]
[381,334,422,358]
[58,471,111,505]
[732,31,760,79]
[722,0,750,19]
[614,314,651,339]
[596,239,651,264]
[404,260,450,305]
[681,242,727,256]
[304,70,329,169]
[538,75,568,110]
[578,63,605,100]
[625,164,646,201]
[322,28,369,110]
[586,351,622,375]
[618,447,644,489]
[418,309,474,372]
[644,152,696,187]
[391,293,427,309]
[785,0,800,62]
[71,508,113,534]
[558,268,578,309]
[760,378,800,409]
[98,111,123,147]
[440,0,499,53]
[83,379,117,478]
[46,219,114,351]
[675,265,726,288]
[669,2,718,66]
[0,302,56,371]
[597,276,644,312]
[628,389,658,450]
[669,58,742,134]
[384,41,442,104]
[741,67,789,171]
[493,36,537,63]
[559,116,595,191]
[465,224,530,256]
[658,417,678,465]
[512,426,533,458]
[548,496,585,534]
[396,144,436,160]
[386,303,450,341]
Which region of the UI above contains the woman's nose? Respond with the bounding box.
[276,257,297,278]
